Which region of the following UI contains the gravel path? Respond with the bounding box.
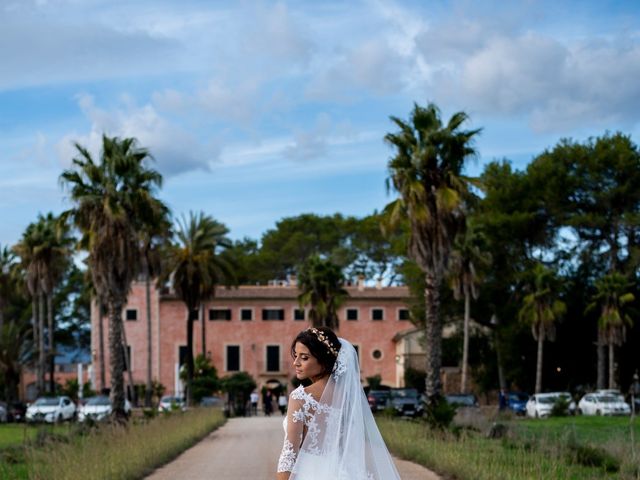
[145,415,440,480]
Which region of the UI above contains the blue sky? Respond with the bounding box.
[1,0,639,247]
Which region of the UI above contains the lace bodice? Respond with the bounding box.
[277,385,331,473]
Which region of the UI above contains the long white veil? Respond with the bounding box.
[290,338,401,480]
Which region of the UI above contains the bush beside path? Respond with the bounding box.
[145,415,440,480]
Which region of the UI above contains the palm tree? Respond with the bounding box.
[161,212,235,406]
[448,221,491,393]
[13,219,48,394]
[60,135,165,420]
[586,272,635,390]
[384,102,481,404]
[0,245,17,333]
[36,213,74,393]
[139,215,171,407]
[297,255,348,330]
[518,262,566,394]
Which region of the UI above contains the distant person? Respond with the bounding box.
[278,392,287,415]
[264,390,273,417]
[276,327,400,479]
[250,390,259,416]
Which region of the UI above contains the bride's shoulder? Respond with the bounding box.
[290,384,306,400]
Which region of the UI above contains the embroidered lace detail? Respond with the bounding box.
[332,347,347,379]
[290,386,332,454]
[277,439,296,472]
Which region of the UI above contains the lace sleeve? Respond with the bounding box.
[277,394,305,473]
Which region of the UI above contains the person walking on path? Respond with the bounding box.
[264,390,274,417]
[278,392,287,415]
[250,390,259,416]
[277,327,401,479]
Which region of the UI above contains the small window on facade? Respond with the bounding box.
[266,345,280,372]
[346,308,358,321]
[398,309,410,321]
[241,309,253,321]
[189,309,199,321]
[262,309,285,321]
[178,345,189,368]
[125,309,137,321]
[372,349,382,360]
[209,308,232,321]
[372,308,384,321]
[294,309,305,321]
[226,345,240,372]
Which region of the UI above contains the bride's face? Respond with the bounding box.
[293,342,324,380]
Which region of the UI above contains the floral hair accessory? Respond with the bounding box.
[307,327,338,357]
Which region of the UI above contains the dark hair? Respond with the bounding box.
[291,327,341,375]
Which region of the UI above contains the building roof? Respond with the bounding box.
[161,284,411,301]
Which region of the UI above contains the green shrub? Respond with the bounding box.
[550,397,570,417]
[424,397,457,430]
[566,442,619,472]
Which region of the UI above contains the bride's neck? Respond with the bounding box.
[310,373,329,384]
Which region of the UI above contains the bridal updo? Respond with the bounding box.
[291,327,341,375]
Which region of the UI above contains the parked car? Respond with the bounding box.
[7,402,27,422]
[526,393,558,418]
[200,396,224,408]
[158,395,186,412]
[367,390,391,412]
[77,395,131,422]
[0,402,7,422]
[26,396,76,423]
[445,393,479,408]
[526,392,576,418]
[578,393,630,416]
[506,392,529,415]
[389,388,423,417]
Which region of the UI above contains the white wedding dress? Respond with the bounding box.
[277,339,401,479]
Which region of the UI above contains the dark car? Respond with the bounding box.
[367,390,391,412]
[8,402,27,422]
[507,392,529,415]
[389,388,424,417]
[445,393,480,408]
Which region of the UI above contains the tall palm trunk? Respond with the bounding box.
[98,301,106,393]
[597,328,606,390]
[460,289,470,393]
[608,340,615,390]
[535,324,545,394]
[201,303,206,357]
[38,292,46,394]
[144,264,153,407]
[120,320,136,407]
[424,273,443,404]
[32,296,40,396]
[108,300,127,421]
[185,311,194,406]
[47,293,55,394]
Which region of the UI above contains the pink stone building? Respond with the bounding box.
[91,282,415,396]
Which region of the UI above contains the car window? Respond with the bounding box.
[34,398,59,406]
[86,396,111,406]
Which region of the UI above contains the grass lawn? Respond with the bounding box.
[0,423,72,450]
[378,414,640,480]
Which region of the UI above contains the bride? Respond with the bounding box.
[276,327,401,480]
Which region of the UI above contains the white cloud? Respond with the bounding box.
[56,94,215,176]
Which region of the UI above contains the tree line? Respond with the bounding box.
[1,101,638,419]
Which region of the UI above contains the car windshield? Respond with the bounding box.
[510,393,528,402]
[390,389,418,399]
[596,395,616,403]
[370,391,389,398]
[33,398,59,406]
[86,396,110,406]
[537,396,556,404]
[161,396,180,403]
